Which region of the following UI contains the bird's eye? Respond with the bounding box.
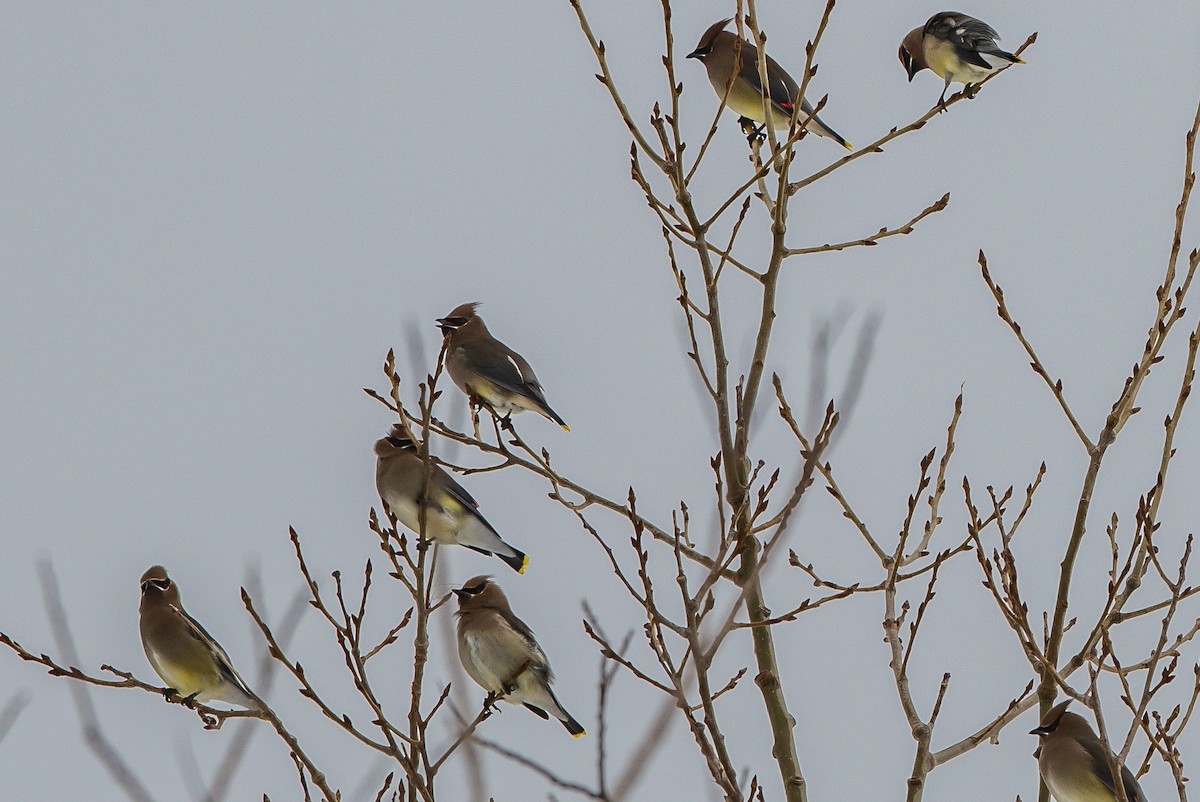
[444,317,468,327]
[142,578,171,593]
[464,583,486,595]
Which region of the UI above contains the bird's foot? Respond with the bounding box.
[739,117,765,145]
[469,402,483,438]
[181,692,200,710]
[963,82,978,99]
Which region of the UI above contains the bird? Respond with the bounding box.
[436,303,569,431]
[899,12,1024,109]
[374,424,528,573]
[1031,700,1149,802]
[686,17,852,149]
[138,565,259,709]
[453,575,585,737]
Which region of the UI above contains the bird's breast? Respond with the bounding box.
[924,37,993,84]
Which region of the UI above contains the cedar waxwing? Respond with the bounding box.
[436,303,569,432]
[686,18,852,150]
[374,425,528,573]
[138,566,258,709]
[1031,700,1149,802]
[454,576,585,737]
[899,12,1024,108]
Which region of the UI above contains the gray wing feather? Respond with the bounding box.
[1077,737,1147,802]
[172,604,254,697]
[733,43,800,117]
[925,13,1005,67]
[463,342,550,405]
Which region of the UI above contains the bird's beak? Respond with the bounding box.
[1029,725,1049,736]
[685,50,701,60]
[452,588,468,599]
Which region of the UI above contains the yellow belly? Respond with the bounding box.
[924,37,993,84]
[152,651,221,699]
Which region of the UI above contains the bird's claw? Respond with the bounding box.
[738,116,765,145]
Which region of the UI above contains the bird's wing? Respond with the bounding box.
[1077,736,1147,802]
[497,609,553,681]
[169,604,254,697]
[925,13,1003,68]
[734,44,801,117]
[459,340,549,403]
[428,463,480,511]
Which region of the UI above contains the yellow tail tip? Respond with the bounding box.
[842,141,854,151]
[560,423,571,432]
[1013,56,1026,65]
[518,555,529,574]
[572,730,587,739]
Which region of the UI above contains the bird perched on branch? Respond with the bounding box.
[899,11,1024,109]
[437,303,569,431]
[454,576,585,737]
[1031,700,1148,802]
[686,17,852,149]
[138,565,259,709]
[374,424,528,573]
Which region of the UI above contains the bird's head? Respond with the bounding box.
[453,575,508,612]
[139,565,180,603]
[898,28,926,81]
[436,302,481,336]
[687,17,732,61]
[374,424,417,457]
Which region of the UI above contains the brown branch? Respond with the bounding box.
[784,193,950,257]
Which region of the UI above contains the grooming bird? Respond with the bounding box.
[139,565,258,709]
[437,303,569,431]
[899,11,1024,108]
[454,576,585,737]
[1031,700,1149,802]
[686,17,852,149]
[374,425,528,573]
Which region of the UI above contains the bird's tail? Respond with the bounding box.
[497,548,529,574]
[562,713,587,738]
[541,402,570,432]
[548,687,586,738]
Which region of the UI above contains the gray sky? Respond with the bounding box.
[2,2,1199,800]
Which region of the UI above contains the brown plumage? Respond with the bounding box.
[138,565,258,708]
[374,425,528,572]
[436,303,569,431]
[686,18,851,149]
[454,576,585,737]
[1031,701,1148,802]
[898,12,1024,107]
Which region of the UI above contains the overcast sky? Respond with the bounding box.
[3,2,1200,800]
